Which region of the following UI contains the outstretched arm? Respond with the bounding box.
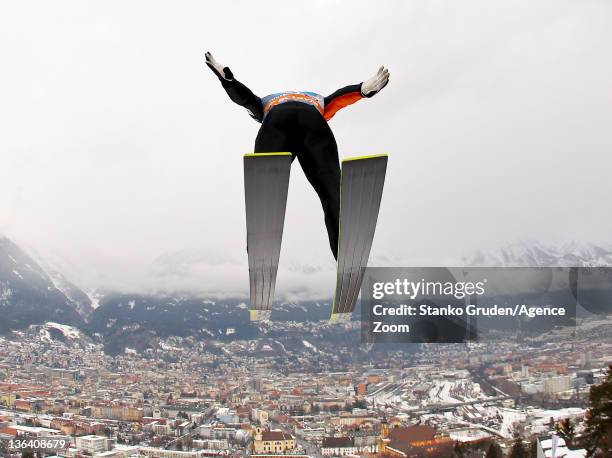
[323,66,390,121]
[205,52,264,122]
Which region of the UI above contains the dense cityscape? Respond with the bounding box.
[0,313,610,458]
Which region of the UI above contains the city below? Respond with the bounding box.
[0,313,610,458]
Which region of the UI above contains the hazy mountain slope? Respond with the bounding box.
[0,236,85,332]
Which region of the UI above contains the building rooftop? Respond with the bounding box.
[261,430,293,441]
[322,436,354,448]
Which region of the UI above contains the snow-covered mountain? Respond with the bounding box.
[7,321,96,350]
[1,236,611,353]
[25,246,95,318]
[36,261,94,318]
[464,241,612,318]
[465,240,612,267]
[0,235,86,332]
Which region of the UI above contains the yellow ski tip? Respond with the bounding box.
[244,152,292,158]
[250,310,272,321]
[342,154,388,163]
[329,313,352,324]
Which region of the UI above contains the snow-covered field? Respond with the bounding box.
[44,322,81,339]
[366,375,487,409]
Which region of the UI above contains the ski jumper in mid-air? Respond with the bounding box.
[205,52,390,259]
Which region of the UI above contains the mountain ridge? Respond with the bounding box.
[2,235,612,354]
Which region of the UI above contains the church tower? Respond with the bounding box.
[378,417,390,453]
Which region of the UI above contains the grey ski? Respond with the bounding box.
[331,154,387,322]
[244,153,292,321]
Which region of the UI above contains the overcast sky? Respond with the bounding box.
[1,0,611,299]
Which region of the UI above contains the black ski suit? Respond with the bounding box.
[213,69,367,259]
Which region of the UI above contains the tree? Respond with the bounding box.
[555,418,575,448]
[509,434,528,458]
[485,442,503,458]
[584,366,612,457]
[529,439,538,458]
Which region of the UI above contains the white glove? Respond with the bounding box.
[205,51,233,81]
[361,66,390,97]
